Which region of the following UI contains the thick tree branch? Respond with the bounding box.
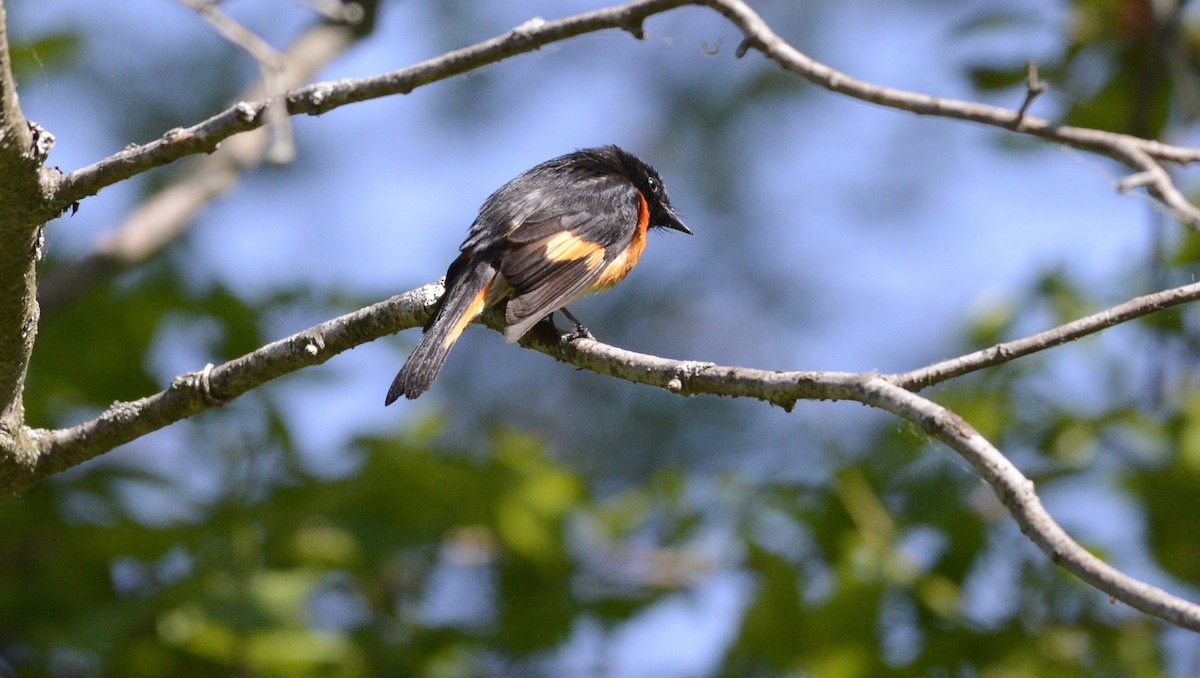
[15,283,442,494]
[8,279,1198,631]
[0,0,49,439]
[39,5,378,313]
[17,280,855,494]
[0,1,26,158]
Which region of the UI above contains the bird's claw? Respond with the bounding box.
[561,322,594,344]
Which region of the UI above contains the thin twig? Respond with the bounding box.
[290,0,365,24]
[177,0,294,162]
[895,279,1200,390]
[1012,59,1046,129]
[1114,140,1200,228]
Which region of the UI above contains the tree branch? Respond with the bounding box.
[894,279,1200,390]
[1011,60,1046,129]
[43,0,1200,231]
[178,0,295,163]
[706,0,1200,228]
[1114,140,1200,228]
[45,0,695,210]
[38,5,379,313]
[17,282,442,494]
[856,379,1200,632]
[0,0,49,438]
[9,279,1198,631]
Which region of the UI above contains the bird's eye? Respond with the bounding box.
[647,176,660,193]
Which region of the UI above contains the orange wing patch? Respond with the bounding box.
[442,279,494,348]
[543,231,606,269]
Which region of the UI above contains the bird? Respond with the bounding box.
[385,145,690,404]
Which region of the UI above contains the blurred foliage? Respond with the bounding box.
[7,0,1200,676]
[964,0,1200,136]
[9,31,79,78]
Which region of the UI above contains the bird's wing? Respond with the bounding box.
[496,176,641,341]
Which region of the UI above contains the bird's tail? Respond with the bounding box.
[386,258,497,404]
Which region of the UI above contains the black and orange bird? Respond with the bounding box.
[385,145,690,404]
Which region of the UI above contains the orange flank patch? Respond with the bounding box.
[543,231,606,269]
[592,191,650,290]
[442,279,494,348]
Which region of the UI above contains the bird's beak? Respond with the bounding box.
[663,210,691,235]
